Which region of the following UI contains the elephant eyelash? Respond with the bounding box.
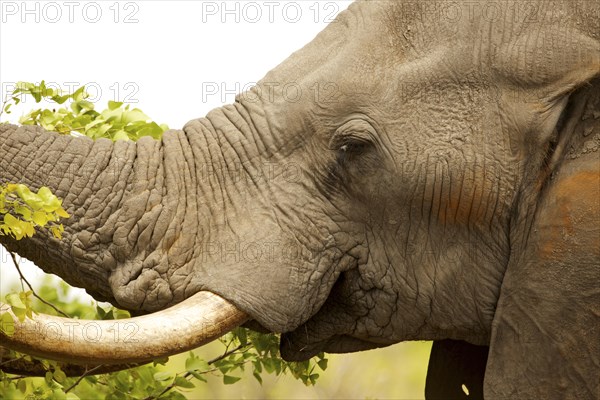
[337,138,371,153]
[331,131,372,151]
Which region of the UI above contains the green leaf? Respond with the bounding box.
[53,368,67,383]
[317,358,328,370]
[17,379,27,393]
[173,376,195,389]
[14,185,43,210]
[55,207,70,219]
[103,309,114,320]
[152,371,172,381]
[252,360,262,373]
[15,81,33,91]
[216,361,231,375]
[108,101,124,110]
[72,86,88,102]
[14,204,32,221]
[84,375,98,385]
[52,94,71,104]
[121,108,149,124]
[96,305,106,318]
[11,306,27,322]
[6,292,26,309]
[185,356,209,372]
[188,371,207,382]
[0,312,15,336]
[262,358,275,374]
[50,225,64,239]
[52,388,67,400]
[31,88,42,102]
[223,375,241,385]
[134,122,164,140]
[111,129,130,141]
[32,210,48,226]
[38,187,62,212]
[235,328,248,346]
[166,392,187,400]
[112,308,131,319]
[76,100,94,111]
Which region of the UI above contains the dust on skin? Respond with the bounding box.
[537,164,600,259]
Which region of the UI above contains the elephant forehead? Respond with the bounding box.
[254,1,458,90]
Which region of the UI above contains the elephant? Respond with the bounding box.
[1,0,599,398]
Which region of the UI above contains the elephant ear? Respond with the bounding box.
[484,26,600,398]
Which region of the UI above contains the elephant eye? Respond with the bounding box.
[330,119,378,164]
[334,137,372,163]
[323,120,381,194]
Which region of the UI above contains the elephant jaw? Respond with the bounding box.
[0,291,248,365]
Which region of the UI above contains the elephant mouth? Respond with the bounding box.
[0,291,248,366]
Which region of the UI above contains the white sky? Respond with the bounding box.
[0,1,351,298]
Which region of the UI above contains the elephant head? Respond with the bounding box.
[1,1,598,398]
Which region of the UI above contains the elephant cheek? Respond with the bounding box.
[436,175,487,226]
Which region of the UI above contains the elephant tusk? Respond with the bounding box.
[0,291,249,365]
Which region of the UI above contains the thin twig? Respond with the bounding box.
[207,343,245,365]
[64,364,105,393]
[8,251,69,317]
[6,375,27,380]
[150,361,251,400]
[0,96,10,120]
[0,354,27,367]
[147,343,249,400]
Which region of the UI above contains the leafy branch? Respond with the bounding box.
[0,183,69,241]
[2,81,169,141]
[151,330,327,399]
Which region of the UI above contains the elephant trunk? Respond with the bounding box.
[0,99,312,364]
[0,117,244,310]
[1,123,139,302]
[0,108,257,364]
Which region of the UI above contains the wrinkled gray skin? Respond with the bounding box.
[1,1,599,398]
